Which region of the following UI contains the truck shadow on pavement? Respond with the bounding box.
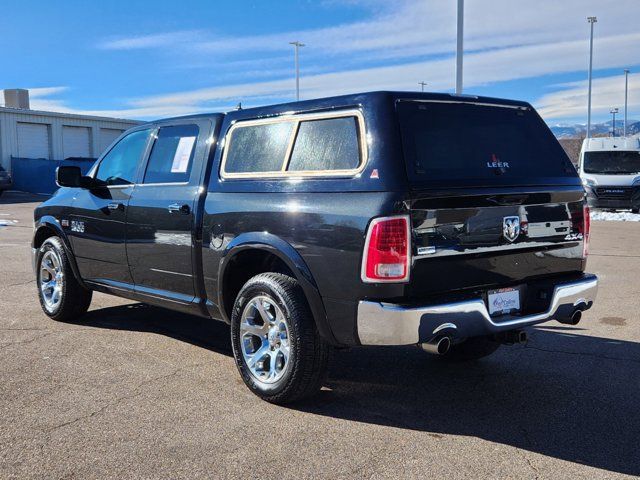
[0,192,49,205]
[80,303,234,357]
[77,303,638,476]
[314,326,640,477]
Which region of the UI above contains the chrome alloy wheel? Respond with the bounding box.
[39,250,64,312]
[239,295,291,384]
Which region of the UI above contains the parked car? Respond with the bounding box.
[0,165,12,197]
[579,136,640,213]
[32,92,598,404]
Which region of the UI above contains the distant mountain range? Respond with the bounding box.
[550,120,640,139]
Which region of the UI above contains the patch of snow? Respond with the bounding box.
[0,220,13,226]
[590,210,640,222]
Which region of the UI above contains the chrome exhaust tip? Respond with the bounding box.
[421,336,452,355]
[570,309,582,325]
[557,309,583,325]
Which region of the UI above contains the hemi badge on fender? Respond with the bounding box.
[61,219,69,227]
[417,246,436,255]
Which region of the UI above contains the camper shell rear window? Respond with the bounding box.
[397,100,578,187]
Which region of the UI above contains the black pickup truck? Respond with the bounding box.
[32,92,598,404]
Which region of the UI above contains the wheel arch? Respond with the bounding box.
[33,217,87,289]
[217,232,338,346]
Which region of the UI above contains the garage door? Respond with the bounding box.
[62,126,92,158]
[17,123,50,159]
[99,128,124,155]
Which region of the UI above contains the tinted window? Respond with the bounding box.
[143,124,199,184]
[96,129,149,186]
[584,151,640,174]
[224,122,294,173]
[397,102,577,186]
[288,117,360,172]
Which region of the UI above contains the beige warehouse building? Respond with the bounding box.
[0,89,141,193]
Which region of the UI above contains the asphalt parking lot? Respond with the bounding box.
[1,191,639,479]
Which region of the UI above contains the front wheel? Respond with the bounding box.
[36,237,92,322]
[230,273,329,404]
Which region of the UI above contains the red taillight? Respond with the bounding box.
[583,204,590,258]
[361,215,410,283]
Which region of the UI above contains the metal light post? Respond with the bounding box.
[624,69,630,137]
[455,0,464,94]
[610,108,619,137]
[289,41,305,101]
[419,81,427,92]
[586,16,597,138]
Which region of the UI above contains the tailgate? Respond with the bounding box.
[407,187,586,297]
[395,98,586,297]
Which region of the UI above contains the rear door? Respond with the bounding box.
[396,100,586,298]
[126,119,212,302]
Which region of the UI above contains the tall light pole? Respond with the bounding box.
[419,81,427,92]
[289,41,305,101]
[624,69,630,137]
[455,0,464,94]
[586,16,597,138]
[610,108,619,137]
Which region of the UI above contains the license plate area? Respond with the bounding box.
[487,287,521,316]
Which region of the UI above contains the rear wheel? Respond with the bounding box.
[230,273,329,404]
[439,336,501,362]
[36,237,92,322]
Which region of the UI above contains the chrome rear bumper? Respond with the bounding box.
[357,274,598,345]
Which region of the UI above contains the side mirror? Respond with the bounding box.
[56,166,81,187]
[56,166,93,188]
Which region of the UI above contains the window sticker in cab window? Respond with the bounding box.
[171,136,197,173]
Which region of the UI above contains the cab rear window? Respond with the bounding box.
[397,101,577,187]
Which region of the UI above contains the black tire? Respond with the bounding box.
[439,336,501,362]
[230,272,330,404]
[36,237,92,322]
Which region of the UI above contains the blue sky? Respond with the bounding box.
[0,0,638,124]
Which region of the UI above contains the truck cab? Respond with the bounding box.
[32,91,598,404]
[579,136,640,212]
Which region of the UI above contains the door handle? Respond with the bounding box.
[107,202,124,211]
[168,203,190,214]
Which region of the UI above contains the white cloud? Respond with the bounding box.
[96,0,638,63]
[27,86,69,98]
[23,0,640,121]
[537,72,640,120]
[118,31,640,118]
[98,30,204,50]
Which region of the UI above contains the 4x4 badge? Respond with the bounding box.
[503,216,521,243]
